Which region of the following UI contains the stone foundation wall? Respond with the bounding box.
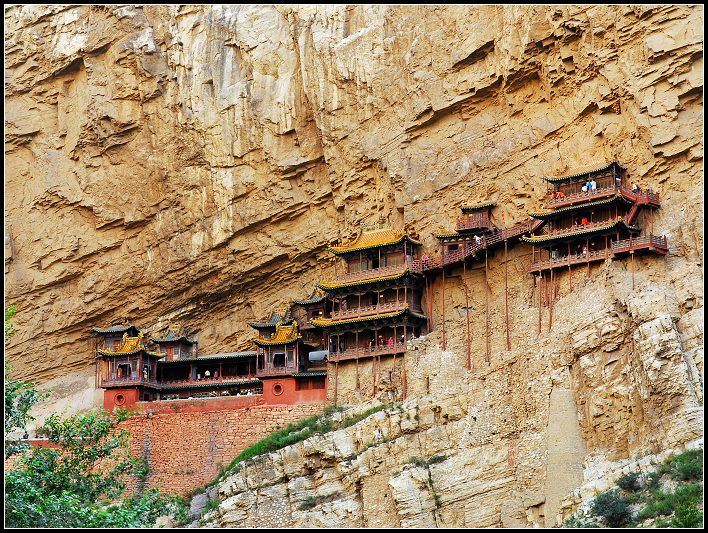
[120,398,326,496]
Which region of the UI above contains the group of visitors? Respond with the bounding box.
[581,178,597,194]
[195,370,218,381]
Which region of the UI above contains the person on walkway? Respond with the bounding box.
[631,181,639,194]
[387,337,394,347]
[590,178,597,193]
[400,333,405,345]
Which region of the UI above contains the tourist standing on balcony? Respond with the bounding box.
[632,181,639,194]
[387,336,394,347]
[590,178,597,193]
[204,369,211,379]
[400,333,405,345]
[370,338,375,351]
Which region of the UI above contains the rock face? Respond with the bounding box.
[4,4,703,527]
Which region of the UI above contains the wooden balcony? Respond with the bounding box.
[455,212,491,231]
[542,185,617,209]
[529,248,612,273]
[409,219,543,273]
[330,300,420,320]
[537,218,618,240]
[101,376,159,388]
[256,366,299,378]
[160,375,258,388]
[331,262,408,285]
[328,342,406,362]
[611,235,668,255]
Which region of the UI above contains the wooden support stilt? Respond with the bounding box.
[586,238,590,277]
[464,260,472,370]
[402,356,407,399]
[504,238,510,351]
[442,267,446,350]
[334,361,339,405]
[538,273,543,335]
[568,242,572,293]
[549,269,553,332]
[485,247,490,363]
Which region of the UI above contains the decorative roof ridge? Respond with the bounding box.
[327,227,421,256]
[543,161,624,183]
[316,269,416,290]
[530,194,631,218]
[309,305,426,328]
[461,202,496,212]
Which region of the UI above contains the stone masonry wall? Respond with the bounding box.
[120,398,325,496]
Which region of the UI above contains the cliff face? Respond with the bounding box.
[4,4,703,525]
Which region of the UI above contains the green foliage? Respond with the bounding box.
[664,449,703,482]
[5,406,185,528]
[563,514,601,528]
[616,471,642,492]
[298,491,341,510]
[408,454,447,468]
[636,483,702,522]
[203,497,221,514]
[590,488,631,527]
[4,365,49,458]
[211,403,390,487]
[5,303,17,340]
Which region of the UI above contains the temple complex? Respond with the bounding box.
[93,162,667,410]
[521,162,667,274]
[311,226,428,399]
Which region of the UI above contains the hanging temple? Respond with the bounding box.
[93,162,667,411]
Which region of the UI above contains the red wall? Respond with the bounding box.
[103,388,140,411]
[261,377,327,405]
[120,398,326,496]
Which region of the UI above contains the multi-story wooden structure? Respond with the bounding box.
[311,226,428,397]
[250,311,326,404]
[521,162,667,273]
[94,329,163,409]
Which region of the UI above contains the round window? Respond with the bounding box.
[115,394,126,406]
[273,383,283,396]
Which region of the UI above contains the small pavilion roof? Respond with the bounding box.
[543,161,624,183]
[461,202,496,213]
[520,219,639,245]
[293,292,327,306]
[91,322,140,335]
[530,195,632,219]
[157,352,257,364]
[316,270,417,291]
[97,332,164,358]
[327,227,420,256]
[248,310,292,330]
[253,321,301,347]
[151,321,197,344]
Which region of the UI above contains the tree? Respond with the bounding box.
[5,407,186,527]
[4,366,48,457]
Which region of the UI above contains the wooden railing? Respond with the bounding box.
[618,186,661,204]
[530,248,612,271]
[101,376,159,388]
[160,375,257,387]
[330,300,419,320]
[328,342,407,362]
[256,366,298,377]
[328,262,408,285]
[543,185,617,208]
[611,235,668,252]
[455,212,490,231]
[409,219,543,272]
[539,218,618,238]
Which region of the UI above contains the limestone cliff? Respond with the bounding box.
[4,4,703,527]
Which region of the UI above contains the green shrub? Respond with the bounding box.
[590,488,631,527]
[616,471,641,492]
[637,482,702,521]
[666,449,703,482]
[672,502,703,528]
[298,491,340,510]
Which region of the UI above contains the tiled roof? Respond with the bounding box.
[316,270,414,291]
[293,292,327,305]
[543,161,624,183]
[97,332,164,358]
[328,228,420,255]
[91,323,139,334]
[151,322,197,345]
[309,307,426,329]
[461,202,496,213]
[529,195,632,219]
[157,352,257,364]
[292,371,327,377]
[520,219,639,244]
[253,321,301,346]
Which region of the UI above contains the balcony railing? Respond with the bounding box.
[538,218,619,239]
[256,365,298,377]
[611,235,668,253]
[330,262,408,285]
[618,186,661,204]
[101,376,159,388]
[455,213,491,231]
[543,185,617,208]
[330,300,420,320]
[160,375,258,388]
[328,342,407,362]
[529,248,612,271]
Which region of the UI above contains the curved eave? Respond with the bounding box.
[97,349,165,358]
[91,325,139,334]
[327,235,421,256]
[461,202,496,213]
[151,336,197,345]
[530,195,633,219]
[543,162,624,183]
[248,319,292,330]
[520,221,639,245]
[316,270,420,291]
[253,337,301,347]
[309,307,427,329]
[293,295,327,305]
